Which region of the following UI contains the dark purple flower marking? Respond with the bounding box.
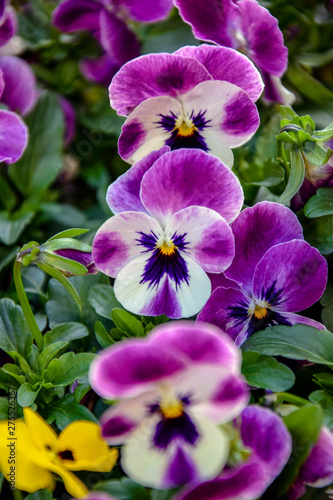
[136,230,190,289]
[157,109,211,152]
[153,412,200,449]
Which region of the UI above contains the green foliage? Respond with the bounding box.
[94,478,149,500]
[304,188,333,218]
[43,394,98,430]
[241,351,295,392]
[0,298,33,359]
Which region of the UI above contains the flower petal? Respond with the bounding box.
[52,0,102,33]
[80,54,120,86]
[119,0,174,23]
[209,273,241,293]
[165,206,235,273]
[106,146,170,214]
[239,0,288,77]
[109,53,212,116]
[114,252,212,318]
[252,240,328,312]
[197,287,252,345]
[57,421,118,472]
[0,55,37,115]
[99,9,140,66]
[0,7,17,48]
[92,211,163,277]
[140,148,243,226]
[225,202,304,293]
[280,312,326,330]
[174,0,239,48]
[175,44,263,102]
[148,321,242,371]
[0,109,28,163]
[89,339,187,399]
[23,407,58,451]
[261,71,295,105]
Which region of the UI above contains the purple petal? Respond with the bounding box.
[261,71,295,105]
[252,240,328,312]
[281,312,326,330]
[106,146,170,214]
[225,202,304,294]
[0,7,17,48]
[92,211,163,277]
[58,96,76,146]
[165,206,235,273]
[175,44,263,102]
[0,56,37,115]
[291,427,333,497]
[99,9,140,65]
[175,461,270,500]
[148,321,242,371]
[84,493,117,500]
[0,109,28,163]
[239,0,288,77]
[240,405,292,483]
[114,252,212,319]
[119,0,174,23]
[89,340,187,398]
[52,0,103,33]
[209,273,241,293]
[0,0,5,20]
[140,149,244,227]
[197,286,252,345]
[165,446,197,486]
[54,249,98,275]
[109,53,212,116]
[80,54,120,86]
[174,0,239,48]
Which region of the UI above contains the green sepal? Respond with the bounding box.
[47,228,90,240]
[279,148,305,204]
[42,238,92,253]
[38,252,88,276]
[36,261,82,310]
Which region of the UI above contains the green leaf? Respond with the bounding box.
[321,283,333,331]
[25,490,54,500]
[0,298,33,358]
[287,64,333,104]
[279,148,305,204]
[88,284,123,319]
[39,252,88,276]
[303,141,332,166]
[8,92,65,195]
[313,373,333,393]
[302,213,333,255]
[0,368,21,390]
[43,322,89,347]
[239,159,285,187]
[48,228,90,240]
[242,324,333,365]
[2,364,25,385]
[73,375,91,403]
[36,341,68,374]
[304,187,333,218]
[0,397,9,420]
[44,394,97,430]
[241,352,295,392]
[94,478,149,500]
[151,490,179,500]
[309,390,333,428]
[17,382,40,407]
[46,274,112,333]
[112,309,144,337]
[21,266,47,298]
[95,321,114,348]
[43,238,92,253]
[276,405,323,494]
[38,262,82,310]
[0,210,34,245]
[44,352,95,386]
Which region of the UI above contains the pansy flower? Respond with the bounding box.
[198,201,328,345]
[174,405,292,500]
[52,0,173,86]
[0,55,37,116]
[109,44,263,165]
[92,148,244,318]
[288,427,333,500]
[90,321,249,489]
[174,0,295,105]
[0,408,118,498]
[0,0,17,48]
[0,68,28,163]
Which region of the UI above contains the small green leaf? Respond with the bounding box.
[242,324,333,365]
[0,299,33,358]
[48,228,90,240]
[241,352,295,392]
[94,477,149,500]
[303,142,332,166]
[44,394,97,430]
[43,238,92,253]
[0,211,35,246]
[36,341,68,374]
[279,149,305,205]
[44,352,95,386]
[95,321,114,348]
[25,490,54,500]
[43,322,89,347]
[88,284,123,319]
[112,309,144,337]
[2,365,25,385]
[309,390,333,428]
[0,397,9,420]
[313,373,333,393]
[17,383,40,407]
[39,252,88,275]
[304,187,333,218]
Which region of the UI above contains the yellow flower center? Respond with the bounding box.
[174,116,197,137]
[160,398,184,419]
[253,304,268,319]
[158,240,176,255]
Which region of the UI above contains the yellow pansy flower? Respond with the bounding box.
[0,408,118,498]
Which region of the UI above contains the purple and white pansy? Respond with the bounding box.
[89,322,249,489]
[174,405,292,500]
[109,44,263,166]
[288,427,333,500]
[198,201,328,345]
[175,0,295,105]
[92,148,244,318]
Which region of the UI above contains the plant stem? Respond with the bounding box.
[13,260,43,351]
